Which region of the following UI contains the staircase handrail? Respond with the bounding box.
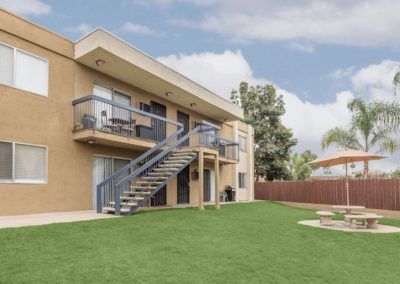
[113,125,203,215]
[96,126,184,213]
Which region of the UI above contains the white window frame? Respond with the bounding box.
[93,81,131,104]
[0,41,49,97]
[0,140,48,184]
[238,172,247,188]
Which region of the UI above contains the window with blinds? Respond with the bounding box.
[238,172,247,188]
[0,142,13,181]
[0,141,47,183]
[239,135,247,152]
[0,42,48,96]
[0,44,13,86]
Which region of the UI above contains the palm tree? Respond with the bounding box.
[321,98,400,177]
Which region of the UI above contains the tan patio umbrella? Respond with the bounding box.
[310,149,386,206]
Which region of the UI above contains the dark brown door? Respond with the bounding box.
[177,166,190,204]
[151,185,167,206]
[177,111,190,146]
[203,169,211,202]
[151,101,166,142]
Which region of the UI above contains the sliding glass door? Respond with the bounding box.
[92,156,130,210]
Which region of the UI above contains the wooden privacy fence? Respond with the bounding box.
[255,179,400,211]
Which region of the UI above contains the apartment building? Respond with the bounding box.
[0,9,254,216]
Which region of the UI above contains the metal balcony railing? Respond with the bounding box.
[72,95,181,143]
[218,137,239,161]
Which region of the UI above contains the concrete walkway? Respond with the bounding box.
[0,210,117,229]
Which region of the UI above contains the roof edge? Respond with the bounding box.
[76,27,244,118]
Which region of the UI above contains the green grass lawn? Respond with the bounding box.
[1,202,400,283]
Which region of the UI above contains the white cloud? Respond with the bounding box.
[157,49,400,174]
[153,0,400,47]
[328,66,356,80]
[287,42,315,54]
[158,49,351,153]
[351,60,399,100]
[0,0,51,16]
[158,50,266,97]
[64,23,93,36]
[120,22,163,37]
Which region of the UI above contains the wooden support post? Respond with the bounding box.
[198,149,204,210]
[214,154,220,209]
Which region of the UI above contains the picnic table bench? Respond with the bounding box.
[344,214,383,229]
[316,211,335,226]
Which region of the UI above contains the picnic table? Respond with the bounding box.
[345,214,383,229]
[332,205,365,214]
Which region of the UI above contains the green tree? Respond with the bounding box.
[231,82,297,181]
[394,70,400,95]
[288,150,319,180]
[321,98,400,177]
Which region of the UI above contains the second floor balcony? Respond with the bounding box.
[72,95,239,162]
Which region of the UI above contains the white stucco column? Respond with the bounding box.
[214,153,220,209]
[198,149,204,210]
[233,121,239,202]
[247,124,255,201]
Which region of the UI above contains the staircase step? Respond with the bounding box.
[130,191,152,195]
[147,172,173,176]
[172,152,195,156]
[120,196,145,201]
[136,181,163,184]
[163,160,189,164]
[109,201,137,207]
[168,156,193,160]
[122,193,150,200]
[123,190,153,195]
[103,207,131,213]
[158,164,184,167]
[130,186,157,190]
[153,168,179,172]
[142,176,168,180]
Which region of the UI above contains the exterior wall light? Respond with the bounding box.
[165,91,173,97]
[95,59,106,67]
[87,139,95,144]
[190,103,197,108]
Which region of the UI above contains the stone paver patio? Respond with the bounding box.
[299,220,400,233]
[279,201,400,220]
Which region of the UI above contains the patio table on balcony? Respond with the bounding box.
[108,118,135,136]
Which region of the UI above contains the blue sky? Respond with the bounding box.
[15,0,399,103]
[2,0,400,174]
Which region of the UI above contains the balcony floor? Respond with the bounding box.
[72,130,238,164]
[72,129,156,151]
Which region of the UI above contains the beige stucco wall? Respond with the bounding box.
[0,10,253,215]
[0,16,143,215]
[234,121,255,201]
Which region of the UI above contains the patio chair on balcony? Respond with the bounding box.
[100,110,118,133]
